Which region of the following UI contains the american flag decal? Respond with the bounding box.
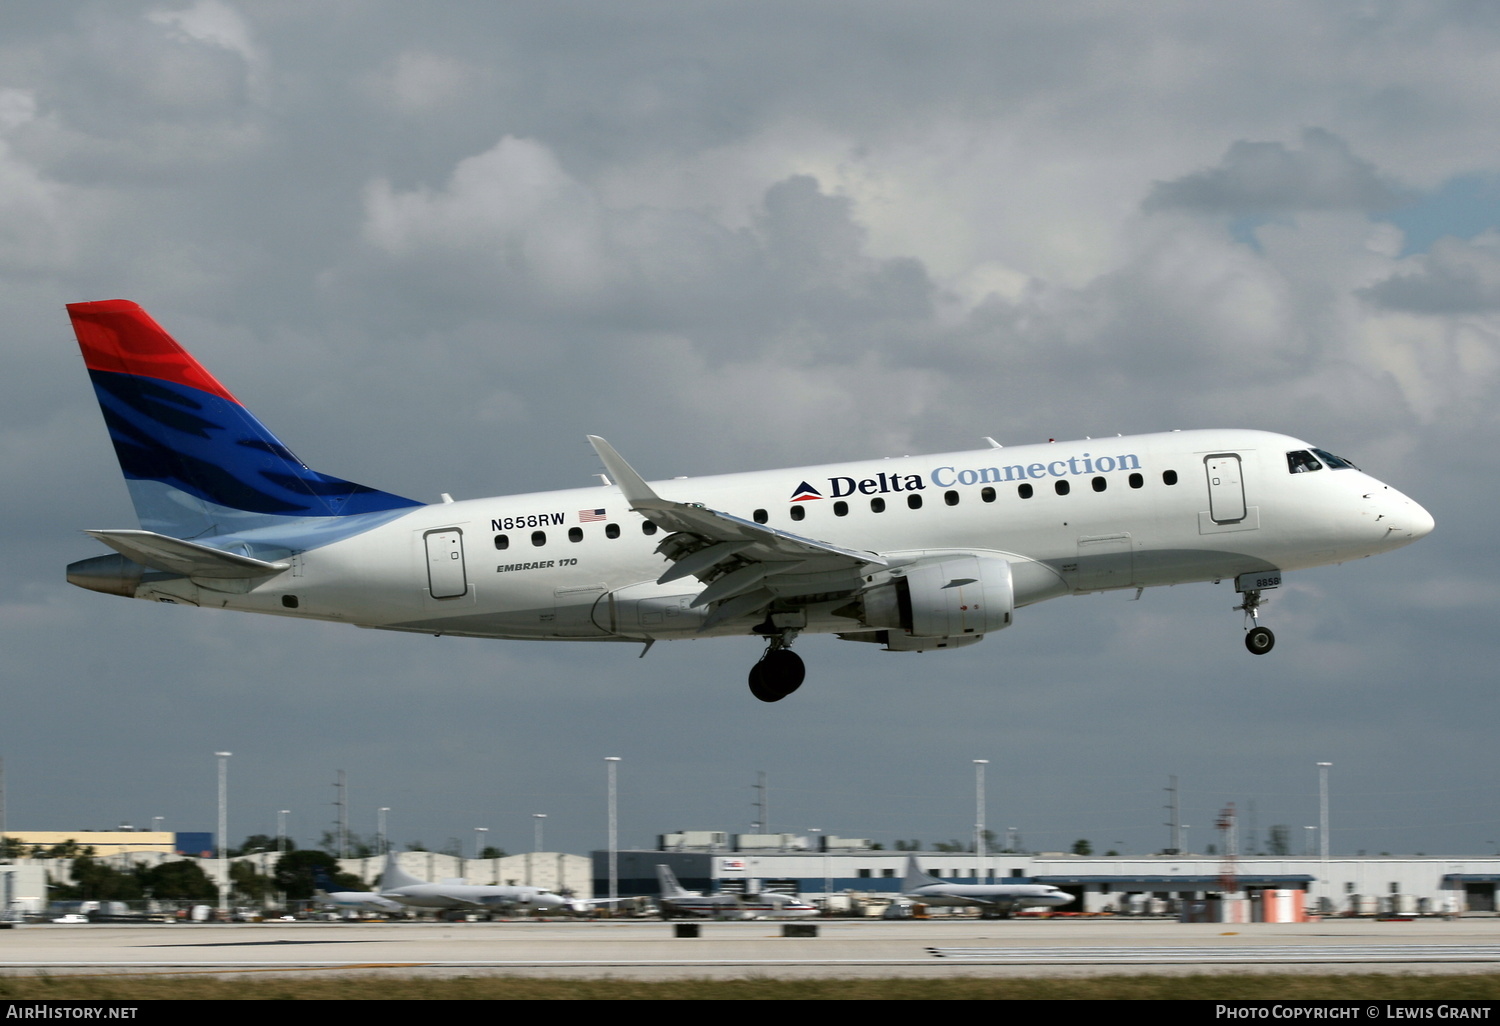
[578,508,607,522]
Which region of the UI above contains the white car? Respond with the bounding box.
[51,914,88,924]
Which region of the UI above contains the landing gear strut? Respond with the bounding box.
[748,637,805,702]
[1235,586,1275,655]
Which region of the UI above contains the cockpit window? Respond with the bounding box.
[1311,447,1357,470]
[1287,450,1323,474]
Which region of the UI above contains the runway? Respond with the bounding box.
[4,918,1500,979]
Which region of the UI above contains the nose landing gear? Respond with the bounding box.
[1235,585,1275,655]
[748,637,805,702]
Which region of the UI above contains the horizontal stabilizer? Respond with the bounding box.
[85,529,290,579]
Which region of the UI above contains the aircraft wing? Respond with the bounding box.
[589,436,885,628]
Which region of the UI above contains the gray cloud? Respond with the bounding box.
[1362,233,1500,313]
[1145,128,1403,215]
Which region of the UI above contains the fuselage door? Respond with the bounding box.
[1204,454,1247,524]
[424,528,468,599]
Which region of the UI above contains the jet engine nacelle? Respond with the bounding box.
[861,555,1014,638]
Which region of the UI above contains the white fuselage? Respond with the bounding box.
[379,881,569,913]
[129,429,1433,645]
[662,893,819,920]
[903,881,1074,912]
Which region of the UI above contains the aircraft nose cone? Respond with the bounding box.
[1385,492,1435,542]
[1408,500,1436,540]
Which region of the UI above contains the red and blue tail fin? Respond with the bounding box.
[69,300,421,539]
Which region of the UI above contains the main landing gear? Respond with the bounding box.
[748,638,805,703]
[1235,586,1275,655]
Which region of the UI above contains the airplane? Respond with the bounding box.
[654,864,818,920]
[311,867,405,916]
[376,852,576,916]
[900,855,1073,917]
[64,300,1435,702]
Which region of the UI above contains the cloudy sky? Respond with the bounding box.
[2,1,1495,865]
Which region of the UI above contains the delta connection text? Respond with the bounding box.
[822,451,1144,497]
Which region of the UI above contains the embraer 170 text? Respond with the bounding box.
[65,301,1435,702]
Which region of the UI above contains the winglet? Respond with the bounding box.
[587,436,661,508]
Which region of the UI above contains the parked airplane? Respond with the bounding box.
[65,301,1434,702]
[900,856,1073,917]
[312,867,404,916]
[655,864,818,920]
[376,853,574,916]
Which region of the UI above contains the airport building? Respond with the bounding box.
[1,831,184,857]
[595,846,1500,915]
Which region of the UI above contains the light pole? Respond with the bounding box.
[1304,825,1316,858]
[973,759,989,882]
[475,827,489,860]
[533,813,547,853]
[1318,762,1332,908]
[214,751,231,916]
[605,757,622,902]
[378,808,390,856]
[277,810,290,855]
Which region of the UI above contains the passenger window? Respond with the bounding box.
[1287,450,1323,474]
[753,508,768,524]
[907,494,923,510]
[568,527,583,542]
[944,490,959,506]
[1128,473,1143,489]
[790,505,806,521]
[1018,483,1034,499]
[494,534,509,550]
[1055,480,1070,496]
[642,521,658,536]
[531,531,546,546]
[605,523,620,539]
[870,497,885,513]
[833,500,849,517]
[1092,476,1106,492]
[1163,470,1178,486]
[981,486,995,503]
